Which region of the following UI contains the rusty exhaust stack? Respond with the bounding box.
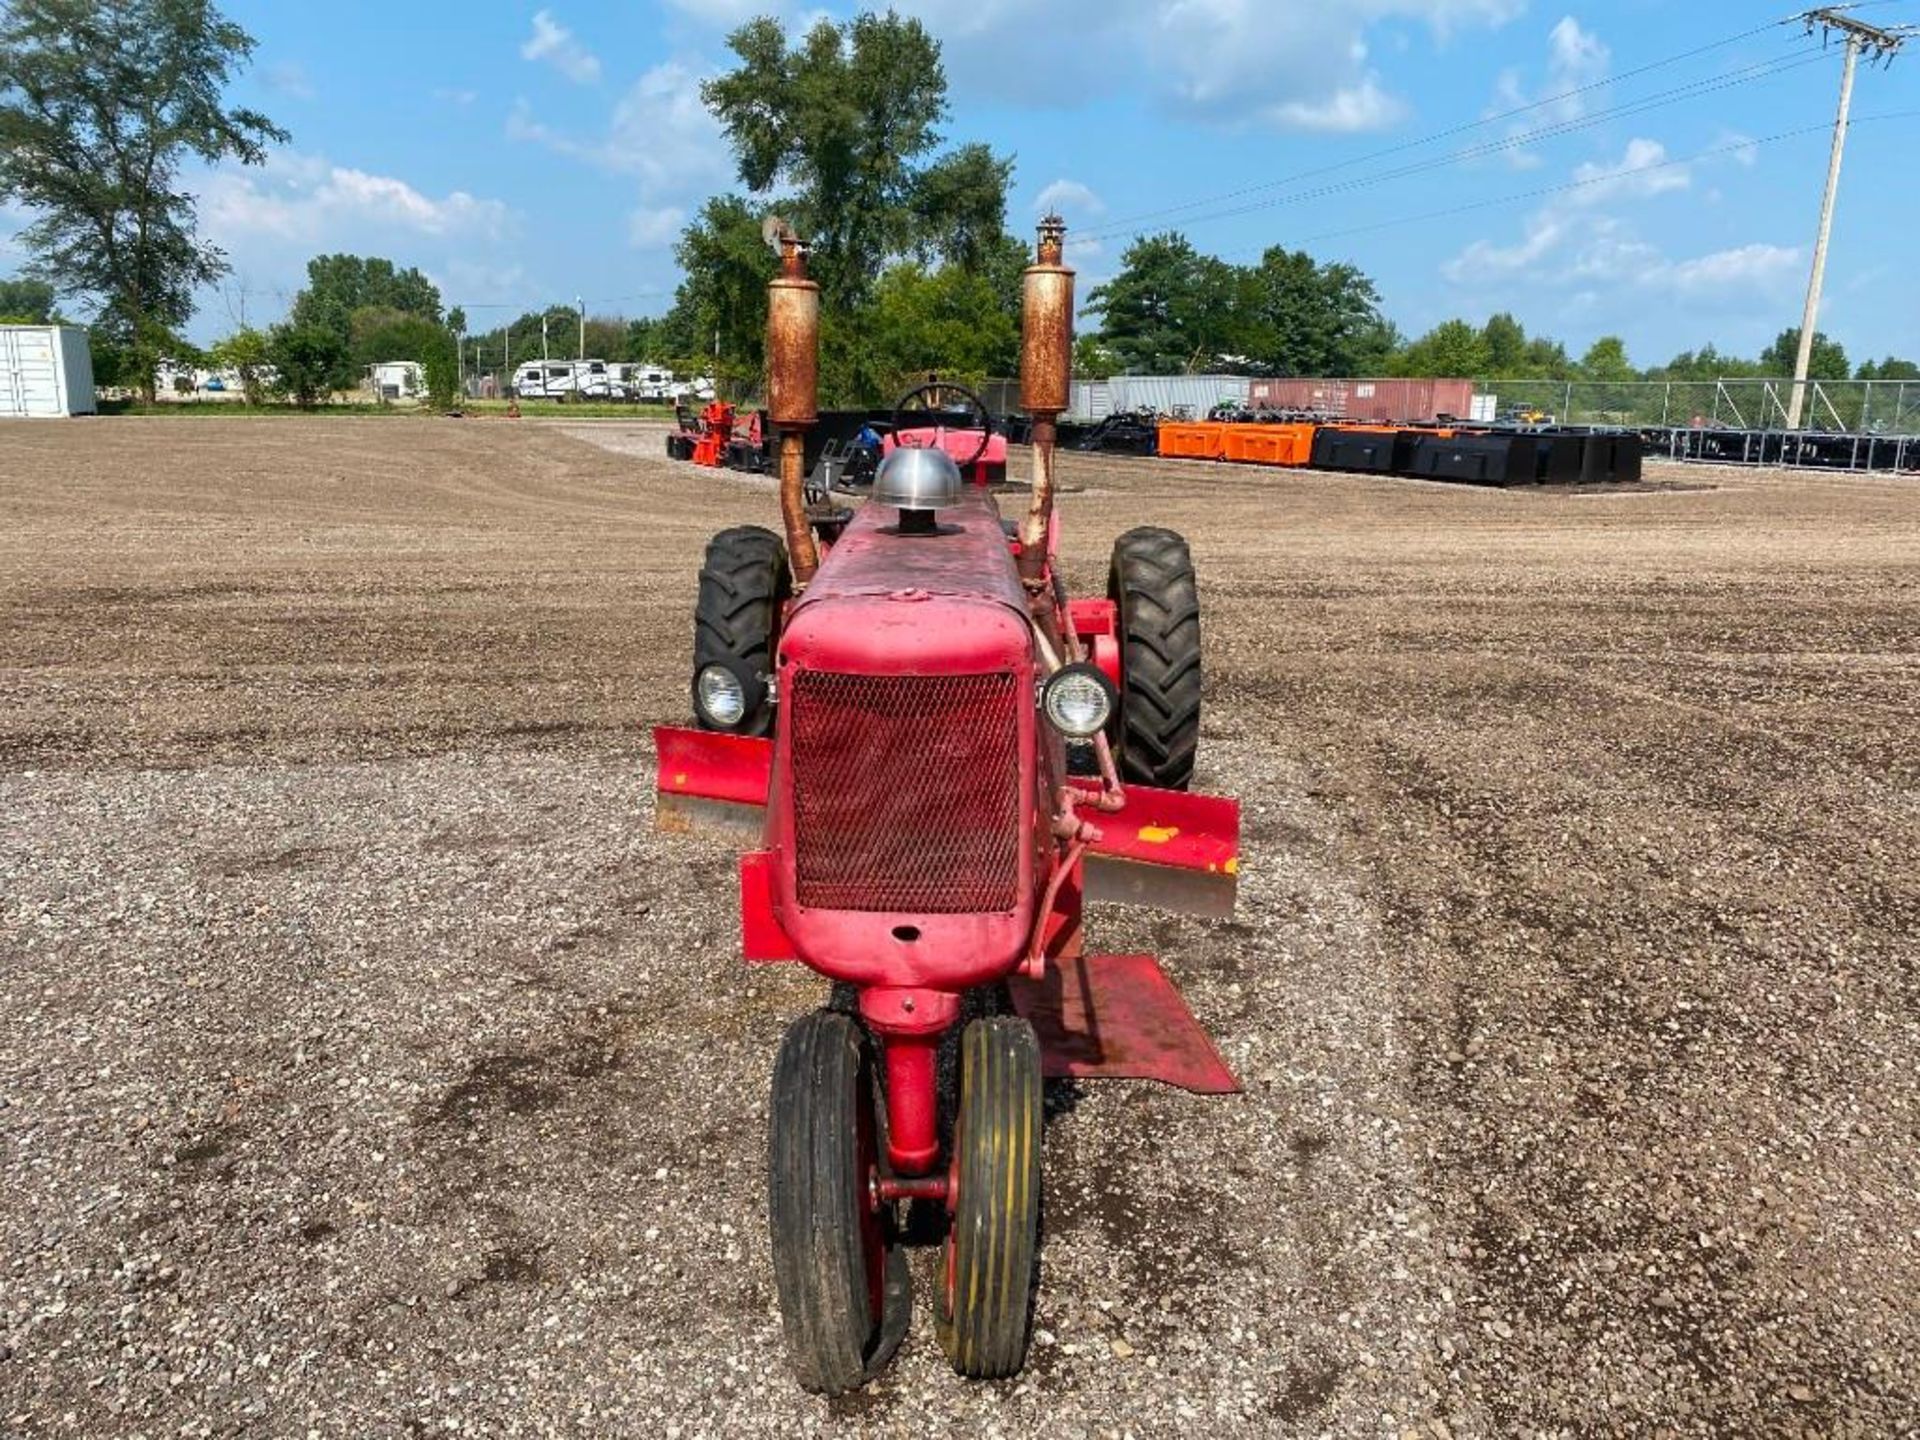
[766,230,821,584]
[1018,216,1074,585]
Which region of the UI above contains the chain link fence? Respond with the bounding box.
[1473,378,1920,434]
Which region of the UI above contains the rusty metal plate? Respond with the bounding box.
[1008,953,1239,1095]
[1083,853,1237,920]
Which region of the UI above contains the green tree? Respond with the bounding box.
[0,275,57,322]
[701,12,1003,315]
[1074,333,1119,381]
[1390,319,1492,378]
[206,326,270,404]
[0,0,285,396]
[864,261,1017,395]
[1854,356,1917,381]
[1578,336,1638,382]
[1349,316,1404,376]
[905,142,1012,274]
[1520,335,1574,380]
[1235,247,1385,377]
[1086,233,1237,374]
[1649,344,1760,381]
[290,254,442,344]
[665,195,777,391]
[1760,327,1848,382]
[265,323,348,408]
[1482,313,1527,376]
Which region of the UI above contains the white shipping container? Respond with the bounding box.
[0,325,96,418]
[1069,374,1250,420]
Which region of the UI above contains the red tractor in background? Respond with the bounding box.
[666,398,738,467]
[654,219,1241,1393]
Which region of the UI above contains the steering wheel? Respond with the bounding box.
[891,381,996,471]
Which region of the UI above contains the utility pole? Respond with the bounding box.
[1787,8,1910,430]
[577,296,586,362]
[541,312,550,364]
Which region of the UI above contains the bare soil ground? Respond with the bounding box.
[2,417,1916,1438]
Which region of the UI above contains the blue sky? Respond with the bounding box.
[9,1,1915,365]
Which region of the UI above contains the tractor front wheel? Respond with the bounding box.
[693,525,788,736]
[937,1016,1042,1379]
[1108,526,1203,790]
[768,1011,909,1394]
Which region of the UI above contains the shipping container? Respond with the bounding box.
[0,325,95,418]
[1248,377,1474,425]
[1071,374,1249,421]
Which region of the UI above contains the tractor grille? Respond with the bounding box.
[790,670,1023,913]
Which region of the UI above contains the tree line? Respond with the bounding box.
[3,3,1913,412]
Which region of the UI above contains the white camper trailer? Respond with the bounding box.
[610,363,676,403]
[511,359,612,401]
[0,325,96,418]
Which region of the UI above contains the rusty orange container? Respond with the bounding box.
[1157,422,1230,460]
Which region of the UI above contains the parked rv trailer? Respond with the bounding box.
[511,360,611,400]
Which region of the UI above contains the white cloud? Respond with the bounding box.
[1034,179,1106,218]
[508,60,724,251]
[1568,137,1689,206]
[1545,16,1608,106]
[1271,76,1408,133]
[1666,243,1802,296]
[1492,16,1611,166]
[628,205,687,248]
[521,10,602,85]
[1440,138,1801,315]
[199,151,511,245]
[264,62,317,102]
[433,87,480,107]
[1443,212,1571,283]
[1711,128,1761,169]
[658,0,1524,133]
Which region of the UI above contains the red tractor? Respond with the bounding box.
[654,220,1241,1393]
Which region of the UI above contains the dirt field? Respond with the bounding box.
[3,417,1916,1438]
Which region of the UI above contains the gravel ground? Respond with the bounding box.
[2,417,1916,1437]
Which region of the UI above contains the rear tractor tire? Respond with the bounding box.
[937,1016,1042,1379]
[768,1011,910,1394]
[693,525,788,737]
[1108,526,1203,791]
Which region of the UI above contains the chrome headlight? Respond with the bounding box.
[1041,663,1116,739]
[694,662,751,730]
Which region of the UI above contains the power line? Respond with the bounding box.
[1081,47,1832,245]
[1274,109,1920,249]
[1081,12,1813,242]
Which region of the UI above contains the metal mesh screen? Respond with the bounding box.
[790,670,1023,913]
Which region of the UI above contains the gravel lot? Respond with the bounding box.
[2,417,1916,1437]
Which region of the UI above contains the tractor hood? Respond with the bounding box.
[789,492,1028,625]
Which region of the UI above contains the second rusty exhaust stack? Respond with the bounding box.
[766,229,821,585]
[1019,216,1075,585]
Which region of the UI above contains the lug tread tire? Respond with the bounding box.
[1109,526,1203,790]
[769,1011,879,1395]
[693,525,788,736]
[938,1017,1042,1379]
